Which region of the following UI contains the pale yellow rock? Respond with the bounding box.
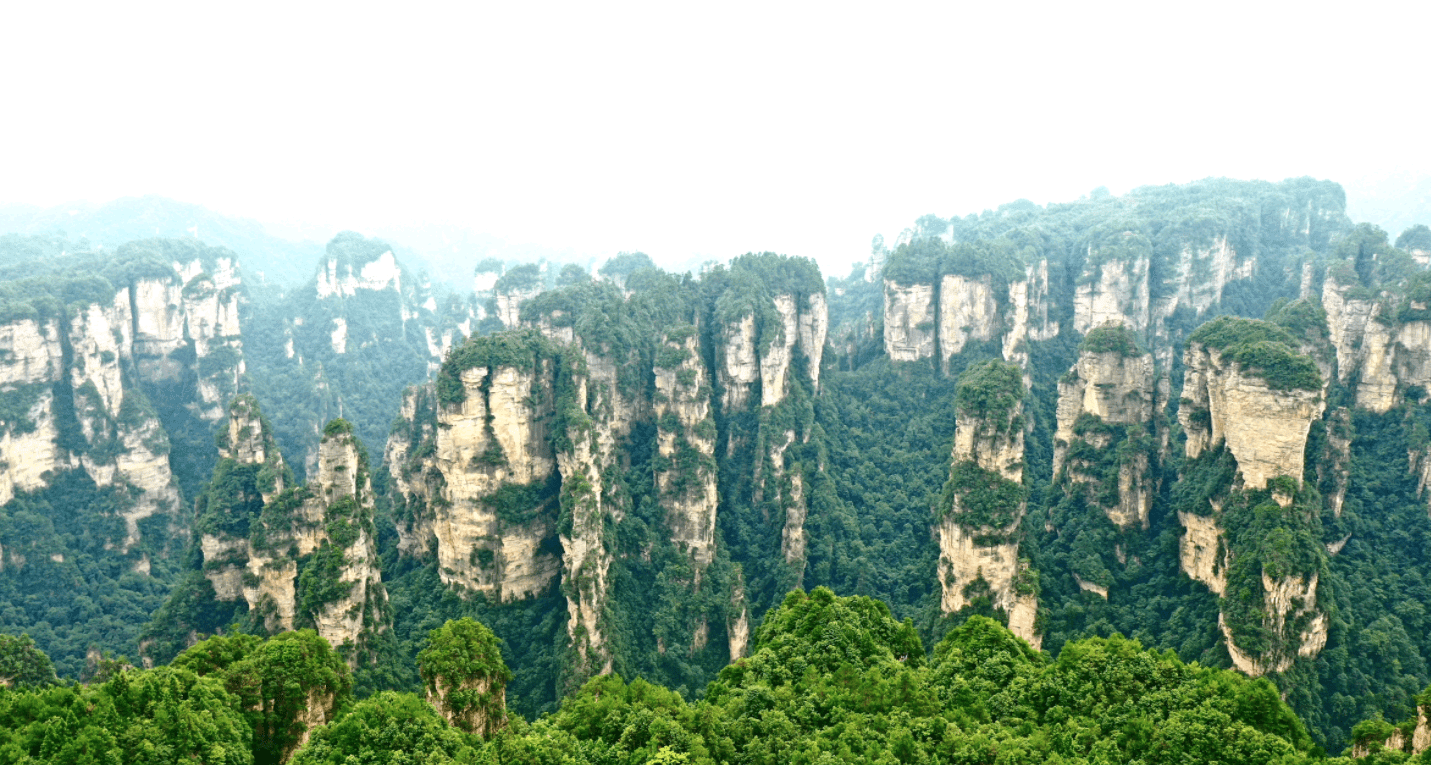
[761,296,800,407]
[939,274,999,367]
[1413,704,1429,754]
[0,388,64,507]
[316,250,401,299]
[1054,343,1155,528]
[1074,575,1109,599]
[1074,254,1149,335]
[0,318,63,386]
[797,291,828,390]
[495,287,542,328]
[938,394,1037,648]
[654,331,718,572]
[330,317,348,354]
[883,281,936,361]
[1178,511,1227,596]
[720,315,758,411]
[1179,344,1323,490]
[728,605,749,662]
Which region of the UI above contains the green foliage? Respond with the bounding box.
[419,618,512,735]
[0,666,253,764]
[0,633,56,687]
[1080,323,1144,356]
[1190,315,1322,391]
[437,330,555,406]
[599,252,657,281]
[494,264,542,293]
[290,691,483,764]
[493,588,1318,763]
[940,461,1027,532]
[1397,224,1431,252]
[955,358,1024,424]
[218,630,353,765]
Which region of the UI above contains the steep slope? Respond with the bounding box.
[144,398,391,668]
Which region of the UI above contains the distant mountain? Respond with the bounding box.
[0,196,324,287]
[1344,172,1431,239]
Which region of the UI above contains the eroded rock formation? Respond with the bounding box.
[937,360,1039,648]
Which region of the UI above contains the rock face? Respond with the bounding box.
[1177,335,1328,675]
[1322,272,1431,414]
[882,281,936,362]
[1074,252,1150,336]
[937,361,1039,648]
[389,331,628,677]
[654,328,718,572]
[883,260,1059,375]
[0,260,233,553]
[939,275,999,367]
[1415,703,1430,755]
[316,248,402,299]
[1053,332,1156,529]
[197,399,389,662]
[412,361,561,600]
[1180,342,1324,491]
[132,258,246,421]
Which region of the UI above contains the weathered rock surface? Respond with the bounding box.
[1054,340,1156,529]
[937,366,1038,649]
[654,329,718,572]
[939,275,999,368]
[1074,254,1150,336]
[199,400,388,661]
[1180,342,1324,490]
[883,281,936,361]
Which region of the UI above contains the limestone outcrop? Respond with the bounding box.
[0,267,220,553]
[1074,251,1150,336]
[937,360,1039,648]
[197,399,389,662]
[1176,323,1328,675]
[654,327,718,572]
[938,274,999,368]
[1180,340,1324,491]
[882,281,936,362]
[1054,327,1156,529]
[719,291,828,409]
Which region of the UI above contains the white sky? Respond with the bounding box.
[2,0,1428,276]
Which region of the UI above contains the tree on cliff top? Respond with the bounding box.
[419,618,512,737]
[0,633,55,688]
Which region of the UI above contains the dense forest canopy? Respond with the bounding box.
[2,177,1431,760]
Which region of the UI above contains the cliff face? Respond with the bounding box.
[882,282,936,362]
[1075,252,1150,336]
[0,257,239,554]
[937,361,1038,648]
[939,275,999,366]
[316,249,402,299]
[1322,273,1431,414]
[654,328,718,572]
[1054,337,1157,529]
[197,399,388,661]
[1180,342,1324,491]
[1177,336,1328,675]
[132,257,246,420]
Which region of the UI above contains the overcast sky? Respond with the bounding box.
[2,0,1428,276]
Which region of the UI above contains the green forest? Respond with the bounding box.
[2,178,1431,761]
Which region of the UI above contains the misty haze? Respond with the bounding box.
[1,2,1430,764]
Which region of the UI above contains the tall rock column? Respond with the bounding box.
[194,397,389,663]
[1177,317,1327,676]
[937,359,1039,648]
[653,326,718,573]
[1053,323,1156,530]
